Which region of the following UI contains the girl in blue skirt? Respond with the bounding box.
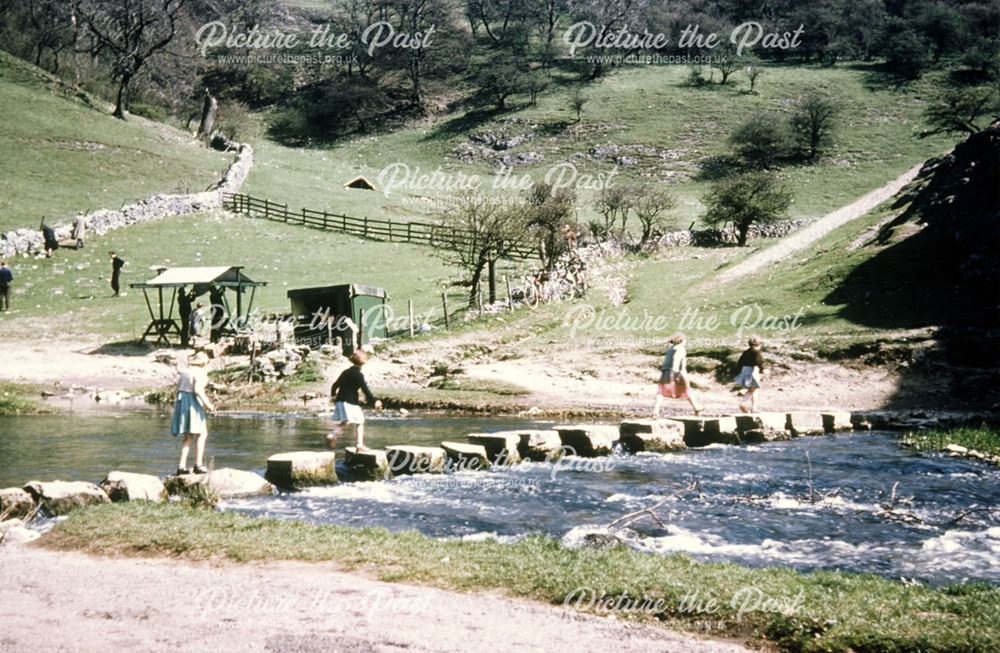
[171,352,216,474]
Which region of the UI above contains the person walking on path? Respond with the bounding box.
[171,351,216,475]
[328,351,382,451]
[72,213,87,248]
[0,261,12,312]
[652,333,703,417]
[178,287,193,348]
[109,251,125,297]
[734,336,766,414]
[40,221,58,258]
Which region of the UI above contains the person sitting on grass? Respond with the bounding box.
[328,351,382,451]
[171,351,215,475]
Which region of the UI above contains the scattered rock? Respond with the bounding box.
[22,480,110,516]
[99,471,166,502]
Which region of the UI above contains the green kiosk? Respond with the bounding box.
[287,283,389,351]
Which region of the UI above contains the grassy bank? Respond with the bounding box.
[43,502,1000,653]
[903,427,1000,461]
[0,381,52,415]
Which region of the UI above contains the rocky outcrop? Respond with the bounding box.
[0,488,36,519]
[0,143,253,259]
[164,468,273,499]
[385,446,446,475]
[99,471,166,502]
[555,425,618,457]
[344,447,391,481]
[22,480,110,516]
[440,442,490,471]
[250,344,313,381]
[618,420,686,453]
[265,452,339,489]
[466,432,522,465]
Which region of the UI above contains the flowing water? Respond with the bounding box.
[2,410,998,586]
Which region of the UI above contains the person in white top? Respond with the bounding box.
[171,352,216,475]
[652,333,703,417]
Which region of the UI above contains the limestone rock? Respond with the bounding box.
[733,413,790,443]
[100,471,166,502]
[667,416,739,447]
[265,451,339,489]
[22,480,110,516]
[0,487,36,519]
[517,430,564,462]
[385,446,446,475]
[467,432,522,465]
[555,425,618,457]
[440,442,490,471]
[618,420,686,453]
[344,447,391,481]
[164,468,273,499]
[822,411,853,433]
[785,412,826,436]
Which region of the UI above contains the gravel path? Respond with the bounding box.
[0,545,753,653]
[710,164,923,285]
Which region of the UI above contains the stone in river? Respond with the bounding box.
[667,416,739,447]
[554,425,618,457]
[517,430,564,462]
[22,480,110,516]
[164,468,273,499]
[100,471,167,502]
[618,420,686,453]
[265,451,339,490]
[441,441,490,471]
[732,412,790,443]
[344,447,391,481]
[385,445,447,475]
[0,487,37,519]
[785,412,826,436]
[466,432,522,466]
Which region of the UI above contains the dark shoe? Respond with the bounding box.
[176,467,192,475]
[192,465,209,474]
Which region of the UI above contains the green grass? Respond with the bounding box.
[0,51,230,230]
[903,427,1000,460]
[44,502,1000,653]
[243,63,957,230]
[0,381,50,414]
[0,211,476,340]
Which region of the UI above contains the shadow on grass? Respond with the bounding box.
[90,341,159,357]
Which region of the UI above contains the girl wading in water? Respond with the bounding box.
[328,351,382,451]
[652,333,703,417]
[734,335,766,413]
[171,352,216,475]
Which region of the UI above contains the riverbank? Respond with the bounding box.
[31,502,1000,653]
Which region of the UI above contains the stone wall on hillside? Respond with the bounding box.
[0,142,253,260]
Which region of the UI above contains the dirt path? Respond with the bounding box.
[0,545,752,653]
[709,164,923,286]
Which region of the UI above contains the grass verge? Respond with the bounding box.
[42,502,1000,653]
[902,427,1000,462]
[0,381,53,415]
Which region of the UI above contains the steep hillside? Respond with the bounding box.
[0,51,230,230]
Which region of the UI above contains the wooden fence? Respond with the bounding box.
[222,192,539,260]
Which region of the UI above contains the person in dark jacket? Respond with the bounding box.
[178,286,193,348]
[328,351,382,451]
[41,221,58,257]
[734,335,766,413]
[0,261,12,311]
[109,251,125,296]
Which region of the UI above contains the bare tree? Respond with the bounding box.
[711,45,741,85]
[436,192,526,305]
[569,85,587,122]
[594,185,631,237]
[744,56,763,93]
[632,184,676,246]
[75,0,190,119]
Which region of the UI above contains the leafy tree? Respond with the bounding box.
[703,172,793,247]
[881,19,930,80]
[594,185,631,236]
[524,182,576,271]
[525,69,549,105]
[728,113,795,168]
[790,95,839,161]
[912,1,969,63]
[711,44,741,85]
[922,85,999,136]
[476,56,524,109]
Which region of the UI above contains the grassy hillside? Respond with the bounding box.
[0,51,230,231]
[244,63,957,229]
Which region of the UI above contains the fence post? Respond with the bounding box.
[364,217,369,238]
[322,210,329,229]
[408,299,414,337]
[283,203,289,223]
[505,275,513,311]
[407,223,412,243]
[441,293,450,330]
[302,208,307,225]
[264,198,270,220]
[342,214,347,231]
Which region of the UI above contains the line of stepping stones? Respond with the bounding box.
[0,411,865,526]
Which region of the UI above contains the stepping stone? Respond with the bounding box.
[22,480,110,516]
[385,445,446,475]
[265,451,339,490]
[467,432,522,465]
[0,487,37,520]
[732,413,790,443]
[850,412,873,431]
[100,471,166,502]
[618,420,686,453]
[667,416,740,447]
[822,411,853,433]
[344,447,391,481]
[164,468,273,499]
[785,412,826,436]
[441,442,490,471]
[518,430,564,462]
[554,425,618,457]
